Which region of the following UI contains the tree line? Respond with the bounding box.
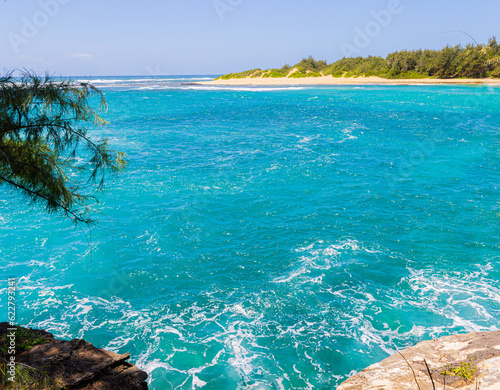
[218,38,500,79]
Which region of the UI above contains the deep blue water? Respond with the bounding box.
[1,76,500,389]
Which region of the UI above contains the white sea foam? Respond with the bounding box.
[21,266,500,390]
[227,328,257,376]
[274,267,308,283]
[106,335,136,351]
[403,267,500,332]
[140,359,173,375]
[298,136,313,143]
[275,377,286,390]
[77,79,309,91]
[182,86,307,92]
[274,238,379,285]
[155,326,184,339]
[15,241,499,390]
[77,77,213,84]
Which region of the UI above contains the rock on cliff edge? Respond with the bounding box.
[0,322,148,390]
[338,330,500,390]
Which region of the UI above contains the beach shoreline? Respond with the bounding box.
[193,75,500,86]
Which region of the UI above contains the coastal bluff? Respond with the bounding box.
[337,330,500,390]
[0,322,148,389]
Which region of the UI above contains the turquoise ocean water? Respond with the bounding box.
[1,76,500,389]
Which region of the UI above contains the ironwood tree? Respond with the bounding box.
[0,71,126,225]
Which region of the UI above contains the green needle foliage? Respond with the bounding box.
[0,71,126,225]
[220,38,500,80]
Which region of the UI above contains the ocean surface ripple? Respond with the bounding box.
[1,76,500,389]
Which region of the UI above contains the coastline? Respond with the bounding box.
[194,75,500,86]
[337,330,500,390]
[0,323,148,389]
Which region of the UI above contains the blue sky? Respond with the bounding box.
[1,0,499,76]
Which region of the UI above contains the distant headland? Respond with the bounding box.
[196,39,500,86]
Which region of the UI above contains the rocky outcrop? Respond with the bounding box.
[337,331,500,390]
[0,323,148,389]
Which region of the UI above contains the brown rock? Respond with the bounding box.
[0,323,148,390]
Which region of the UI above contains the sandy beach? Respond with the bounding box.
[194,75,500,86]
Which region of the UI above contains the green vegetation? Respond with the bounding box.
[288,72,307,78]
[0,327,58,389]
[216,68,262,79]
[441,355,477,382]
[219,38,500,79]
[250,71,264,78]
[0,328,47,355]
[0,71,126,226]
[1,364,59,390]
[262,67,290,78]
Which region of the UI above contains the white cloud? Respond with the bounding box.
[72,53,93,59]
